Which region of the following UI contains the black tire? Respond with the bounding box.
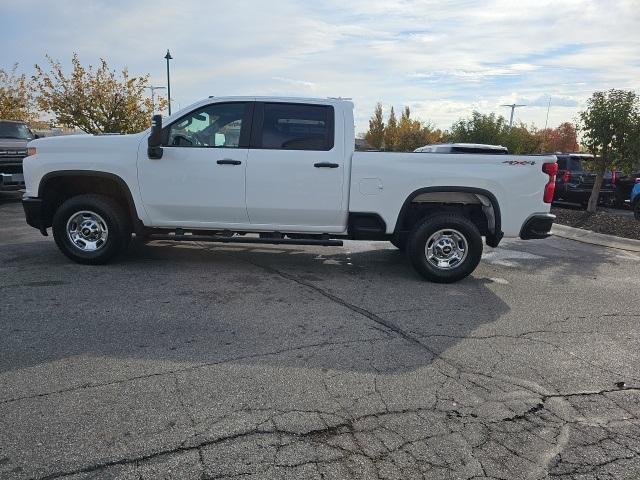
[406,214,483,283]
[52,194,131,265]
[390,236,407,251]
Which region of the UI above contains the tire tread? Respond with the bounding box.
[406,213,483,283]
[52,194,131,265]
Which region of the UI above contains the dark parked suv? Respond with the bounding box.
[613,170,640,207]
[553,153,615,206]
[0,120,36,191]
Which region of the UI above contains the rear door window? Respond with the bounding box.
[257,103,334,151]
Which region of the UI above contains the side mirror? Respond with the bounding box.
[148,114,164,159]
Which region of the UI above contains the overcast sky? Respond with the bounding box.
[2,0,639,133]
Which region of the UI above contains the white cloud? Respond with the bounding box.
[1,0,639,131]
[272,77,318,91]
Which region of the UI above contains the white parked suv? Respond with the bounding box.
[22,97,557,282]
[415,143,509,154]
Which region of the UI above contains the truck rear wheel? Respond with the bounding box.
[407,214,483,283]
[52,194,131,265]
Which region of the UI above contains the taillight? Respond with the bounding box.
[635,178,640,184]
[542,162,558,203]
[611,169,617,185]
[562,170,571,183]
[27,147,37,156]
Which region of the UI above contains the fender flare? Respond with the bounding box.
[394,186,503,247]
[38,170,143,231]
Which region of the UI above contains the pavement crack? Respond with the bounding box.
[0,339,382,405]
[31,406,458,480]
[236,256,445,360]
[544,385,640,400]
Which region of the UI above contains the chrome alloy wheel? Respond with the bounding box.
[425,228,468,270]
[66,211,109,252]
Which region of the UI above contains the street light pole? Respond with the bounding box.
[500,103,526,128]
[145,85,166,114]
[164,49,173,115]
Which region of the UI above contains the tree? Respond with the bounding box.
[502,122,541,155]
[365,103,385,149]
[384,106,398,151]
[578,89,640,212]
[33,54,167,134]
[0,64,36,122]
[537,122,579,153]
[448,111,508,146]
[448,111,545,154]
[394,106,442,152]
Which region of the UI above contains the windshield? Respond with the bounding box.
[0,121,34,140]
[568,157,585,172]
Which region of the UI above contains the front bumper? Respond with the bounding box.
[520,213,555,240]
[22,197,48,235]
[0,172,25,190]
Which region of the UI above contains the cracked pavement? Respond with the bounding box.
[1,193,639,480]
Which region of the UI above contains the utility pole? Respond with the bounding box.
[543,97,551,131]
[542,96,551,153]
[145,85,166,114]
[164,50,173,115]
[501,103,526,128]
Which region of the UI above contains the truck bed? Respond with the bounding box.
[350,151,554,237]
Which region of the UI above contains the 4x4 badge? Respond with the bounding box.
[503,160,536,166]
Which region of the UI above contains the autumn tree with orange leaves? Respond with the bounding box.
[33,54,167,134]
[537,122,579,153]
[365,104,443,151]
[0,64,37,122]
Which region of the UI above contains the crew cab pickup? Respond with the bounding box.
[21,97,557,282]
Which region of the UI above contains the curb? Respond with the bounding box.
[552,223,640,252]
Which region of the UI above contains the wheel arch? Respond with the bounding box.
[38,170,143,233]
[393,186,503,247]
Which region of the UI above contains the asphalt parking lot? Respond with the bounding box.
[1,191,639,480]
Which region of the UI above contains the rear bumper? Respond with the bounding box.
[520,213,555,240]
[556,186,614,202]
[22,196,48,235]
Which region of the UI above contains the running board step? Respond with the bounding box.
[149,234,343,247]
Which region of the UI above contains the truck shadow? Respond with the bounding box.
[1,240,511,375]
[0,237,613,376]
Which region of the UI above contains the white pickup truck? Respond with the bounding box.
[22,96,557,282]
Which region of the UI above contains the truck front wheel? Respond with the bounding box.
[52,194,131,265]
[407,214,483,283]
